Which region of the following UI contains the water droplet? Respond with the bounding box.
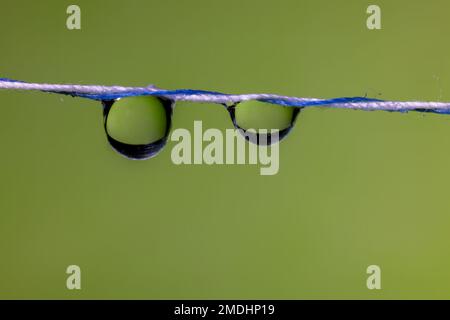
[102,96,173,159]
[228,100,301,145]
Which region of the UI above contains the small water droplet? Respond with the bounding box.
[228,100,301,145]
[102,96,173,160]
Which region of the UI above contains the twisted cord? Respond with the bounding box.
[1,78,450,114]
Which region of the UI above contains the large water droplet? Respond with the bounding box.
[228,100,300,145]
[102,96,173,159]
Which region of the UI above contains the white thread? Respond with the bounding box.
[1,80,450,112]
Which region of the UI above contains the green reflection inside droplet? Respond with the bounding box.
[234,100,295,131]
[106,96,167,145]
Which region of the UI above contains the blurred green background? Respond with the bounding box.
[1,0,450,299]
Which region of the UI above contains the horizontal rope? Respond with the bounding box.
[1,78,450,114]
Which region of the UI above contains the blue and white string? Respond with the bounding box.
[1,78,450,114]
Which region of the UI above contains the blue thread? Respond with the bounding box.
[56,89,227,101]
[51,88,382,108]
[0,78,24,83]
[260,97,382,107]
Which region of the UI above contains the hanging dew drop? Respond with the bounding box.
[228,100,300,145]
[102,96,173,159]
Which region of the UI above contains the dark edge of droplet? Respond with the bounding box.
[102,98,174,160]
[227,103,301,146]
